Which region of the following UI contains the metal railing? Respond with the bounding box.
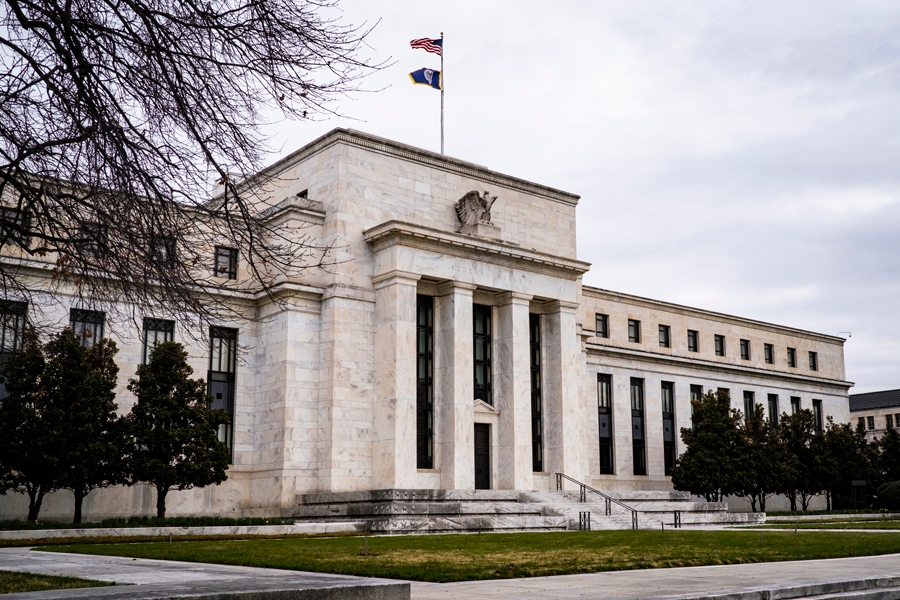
[555,472,639,529]
[555,473,684,530]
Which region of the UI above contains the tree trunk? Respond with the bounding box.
[156,485,168,519]
[760,494,767,512]
[73,488,85,524]
[749,497,757,512]
[26,486,45,522]
[788,492,797,512]
[825,489,832,511]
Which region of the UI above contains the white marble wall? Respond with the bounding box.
[0,130,856,521]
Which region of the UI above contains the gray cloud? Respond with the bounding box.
[264,1,900,393]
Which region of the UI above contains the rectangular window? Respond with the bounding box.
[628,319,641,343]
[813,399,824,431]
[529,313,543,472]
[718,387,731,399]
[69,308,104,347]
[858,416,865,430]
[743,390,755,420]
[142,318,174,364]
[597,374,614,475]
[690,384,704,401]
[659,324,670,348]
[150,234,177,267]
[740,339,751,361]
[208,327,238,452]
[0,300,27,356]
[214,246,238,279]
[0,300,27,401]
[473,304,492,405]
[631,378,646,476]
[715,334,726,357]
[809,351,818,371]
[687,329,699,352]
[767,394,779,427]
[595,313,609,339]
[78,222,109,258]
[764,343,774,364]
[661,381,676,476]
[0,207,31,249]
[416,296,434,469]
[888,414,894,429]
[867,415,875,430]
[787,347,797,367]
[791,396,801,414]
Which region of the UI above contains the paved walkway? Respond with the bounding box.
[410,553,900,599]
[2,547,900,599]
[0,547,408,599]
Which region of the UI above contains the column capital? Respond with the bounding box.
[436,280,478,296]
[371,270,421,290]
[495,291,533,306]
[540,299,579,314]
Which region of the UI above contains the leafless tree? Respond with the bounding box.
[0,0,381,329]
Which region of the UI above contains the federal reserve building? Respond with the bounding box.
[0,129,852,524]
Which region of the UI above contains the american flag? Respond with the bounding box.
[410,37,442,56]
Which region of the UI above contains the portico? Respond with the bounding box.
[364,219,591,492]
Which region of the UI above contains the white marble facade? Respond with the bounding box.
[0,129,852,520]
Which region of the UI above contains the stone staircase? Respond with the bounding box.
[292,487,763,533]
[523,489,764,530]
[293,489,568,533]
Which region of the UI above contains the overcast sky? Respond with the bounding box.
[263,1,900,394]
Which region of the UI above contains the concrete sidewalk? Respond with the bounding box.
[0,547,409,599]
[410,554,900,600]
[2,547,900,599]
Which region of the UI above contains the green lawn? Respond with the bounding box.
[0,570,112,594]
[762,520,900,530]
[44,529,900,583]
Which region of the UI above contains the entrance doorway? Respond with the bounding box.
[474,423,491,489]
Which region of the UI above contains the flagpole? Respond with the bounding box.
[440,32,444,155]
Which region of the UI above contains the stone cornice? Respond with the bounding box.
[583,286,847,345]
[243,128,581,207]
[585,342,854,392]
[364,220,591,281]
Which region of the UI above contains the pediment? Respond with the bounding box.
[474,399,499,414]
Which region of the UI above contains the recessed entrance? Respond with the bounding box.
[474,423,491,489]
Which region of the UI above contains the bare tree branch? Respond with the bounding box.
[0,0,382,330]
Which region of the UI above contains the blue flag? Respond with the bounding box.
[409,67,441,90]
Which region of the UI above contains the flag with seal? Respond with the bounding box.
[409,67,442,90]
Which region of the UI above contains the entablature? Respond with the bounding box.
[364,220,591,282]
[585,342,854,392]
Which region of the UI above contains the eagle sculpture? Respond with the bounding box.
[455,190,497,226]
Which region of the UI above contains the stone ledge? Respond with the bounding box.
[0,522,359,541]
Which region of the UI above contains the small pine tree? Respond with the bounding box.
[47,333,124,524]
[733,403,783,512]
[0,327,56,521]
[671,390,743,502]
[125,341,230,519]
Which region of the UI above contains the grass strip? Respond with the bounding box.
[42,529,900,583]
[0,570,113,594]
[759,521,900,530]
[0,516,293,531]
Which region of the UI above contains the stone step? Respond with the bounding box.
[294,500,549,519]
[299,488,522,505]
[366,515,569,533]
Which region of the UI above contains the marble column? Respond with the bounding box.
[543,300,588,481]
[436,281,476,490]
[495,292,534,490]
[372,271,420,489]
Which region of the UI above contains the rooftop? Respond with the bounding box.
[849,388,900,412]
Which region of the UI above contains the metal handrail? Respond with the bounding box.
[555,472,639,529]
